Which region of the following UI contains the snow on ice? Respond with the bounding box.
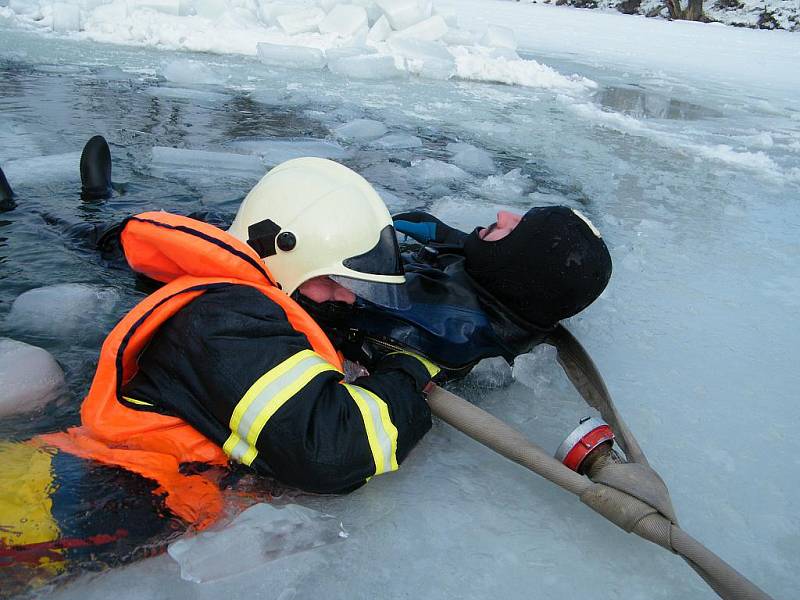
[0,0,601,91]
[1,0,799,599]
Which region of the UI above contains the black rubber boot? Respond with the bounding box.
[0,166,15,211]
[80,135,112,200]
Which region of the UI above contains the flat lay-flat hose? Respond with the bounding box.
[426,385,772,600]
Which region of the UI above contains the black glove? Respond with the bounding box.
[393,211,468,246]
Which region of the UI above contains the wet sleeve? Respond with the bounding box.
[393,211,468,245]
[122,285,433,494]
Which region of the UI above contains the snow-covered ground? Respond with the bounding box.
[1,1,799,599]
[516,0,800,32]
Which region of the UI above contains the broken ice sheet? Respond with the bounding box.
[167,503,347,583]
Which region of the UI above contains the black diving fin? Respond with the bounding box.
[0,165,14,210]
[80,135,112,200]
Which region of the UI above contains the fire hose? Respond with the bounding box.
[425,325,772,600]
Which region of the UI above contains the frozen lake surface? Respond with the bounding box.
[1,2,799,598]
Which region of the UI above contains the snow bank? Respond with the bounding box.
[0,0,596,93]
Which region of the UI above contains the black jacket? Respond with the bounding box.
[122,284,433,494]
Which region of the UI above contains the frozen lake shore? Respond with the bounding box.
[1,1,799,598]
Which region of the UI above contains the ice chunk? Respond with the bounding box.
[318,5,368,38]
[387,37,452,63]
[151,147,265,178]
[231,138,349,165]
[78,0,109,10]
[376,0,426,30]
[373,185,409,211]
[161,59,224,85]
[126,0,180,16]
[6,284,120,340]
[465,356,513,388]
[257,42,327,71]
[481,25,517,51]
[478,168,530,200]
[387,36,454,80]
[325,45,376,62]
[52,3,81,33]
[441,28,477,46]
[316,0,337,11]
[190,0,229,19]
[168,503,346,583]
[351,0,382,25]
[429,195,518,238]
[256,1,307,25]
[512,345,559,394]
[276,7,325,35]
[409,158,470,183]
[446,142,496,175]
[1,152,81,185]
[0,338,66,418]
[486,47,520,61]
[332,119,388,142]
[328,54,402,80]
[372,133,422,149]
[433,4,457,27]
[391,14,447,41]
[8,0,41,17]
[366,14,392,43]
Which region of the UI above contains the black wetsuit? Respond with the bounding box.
[301,211,552,381]
[75,209,550,377]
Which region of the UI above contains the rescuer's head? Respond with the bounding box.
[228,158,405,303]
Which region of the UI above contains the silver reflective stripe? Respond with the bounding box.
[235,354,329,440]
[228,438,251,463]
[348,385,394,475]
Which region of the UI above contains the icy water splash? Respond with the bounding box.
[1,22,798,600]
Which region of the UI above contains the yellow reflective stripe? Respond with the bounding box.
[223,350,340,467]
[244,362,337,446]
[386,351,440,378]
[229,349,317,436]
[343,384,399,476]
[223,435,253,464]
[363,386,399,472]
[122,396,154,407]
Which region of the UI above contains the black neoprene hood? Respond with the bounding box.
[462,206,612,329]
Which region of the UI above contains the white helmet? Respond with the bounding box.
[228,157,404,295]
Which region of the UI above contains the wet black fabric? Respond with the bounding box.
[0,166,14,210]
[49,452,174,567]
[462,206,612,329]
[304,250,549,380]
[122,284,432,494]
[393,210,468,247]
[79,135,112,200]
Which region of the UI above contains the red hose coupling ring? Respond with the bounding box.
[554,417,615,473]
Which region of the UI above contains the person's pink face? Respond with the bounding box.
[478,210,523,241]
[297,276,356,304]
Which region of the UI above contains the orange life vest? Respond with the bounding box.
[40,212,342,529]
